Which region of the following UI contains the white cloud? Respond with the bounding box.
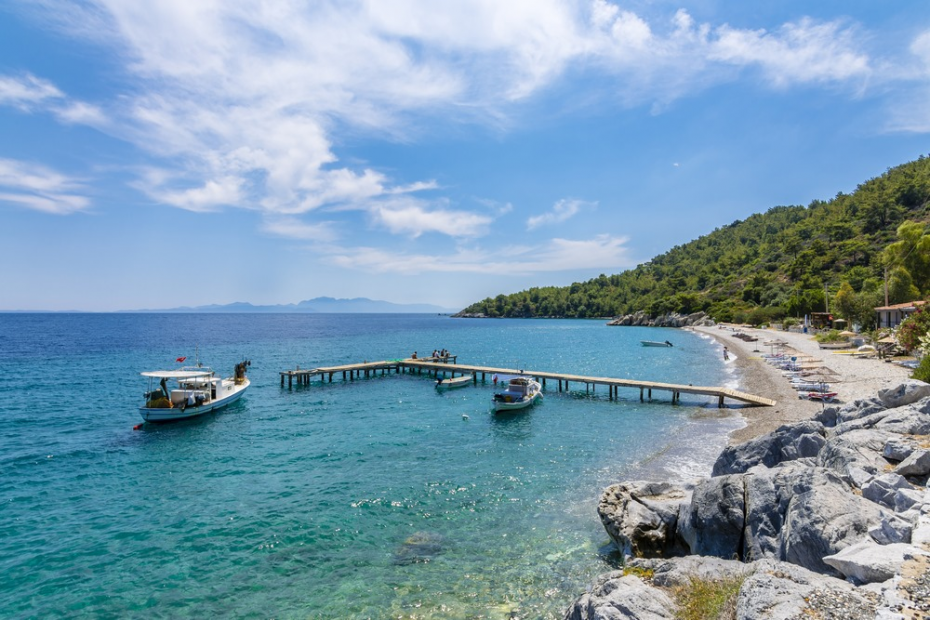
[7,1,911,230]
[261,216,338,242]
[527,198,594,229]
[327,233,631,274]
[370,198,493,238]
[52,101,108,126]
[0,158,91,214]
[0,73,62,109]
[911,30,930,74]
[154,176,244,212]
[0,73,108,126]
[709,18,870,87]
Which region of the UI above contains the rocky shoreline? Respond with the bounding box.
[565,380,930,620]
[606,311,716,328]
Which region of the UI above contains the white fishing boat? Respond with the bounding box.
[492,376,542,412]
[139,360,250,422]
[435,375,473,390]
[641,340,673,347]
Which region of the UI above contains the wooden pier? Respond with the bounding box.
[280,357,775,408]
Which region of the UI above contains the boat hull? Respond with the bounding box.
[492,392,541,412]
[641,341,672,347]
[436,375,473,389]
[139,379,249,423]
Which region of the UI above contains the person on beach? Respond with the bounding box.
[723,347,729,361]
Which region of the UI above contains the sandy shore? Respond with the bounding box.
[690,325,913,445]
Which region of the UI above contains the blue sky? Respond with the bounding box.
[1,1,928,311]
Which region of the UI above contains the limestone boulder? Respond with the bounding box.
[871,405,930,436]
[674,463,884,575]
[598,481,690,559]
[779,474,883,575]
[869,511,914,545]
[895,488,927,513]
[562,572,677,620]
[895,449,930,477]
[677,474,745,558]
[878,380,930,409]
[711,420,826,476]
[734,560,879,620]
[823,539,927,584]
[830,410,894,436]
[862,473,915,510]
[817,428,894,486]
[833,397,887,425]
[883,437,917,462]
[740,463,832,562]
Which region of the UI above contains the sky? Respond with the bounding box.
[1,1,929,312]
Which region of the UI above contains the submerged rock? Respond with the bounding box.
[392,531,445,565]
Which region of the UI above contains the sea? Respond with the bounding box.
[0,313,742,619]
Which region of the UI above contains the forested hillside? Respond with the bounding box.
[459,156,930,328]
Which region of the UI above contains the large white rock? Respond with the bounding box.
[562,573,677,620]
[878,380,930,409]
[823,539,926,584]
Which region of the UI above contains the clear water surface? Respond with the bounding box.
[0,314,740,619]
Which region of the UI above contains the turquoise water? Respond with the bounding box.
[0,314,740,619]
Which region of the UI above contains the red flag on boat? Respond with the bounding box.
[176,356,187,363]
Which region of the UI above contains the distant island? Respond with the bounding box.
[132,296,459,314]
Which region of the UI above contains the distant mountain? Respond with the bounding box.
[138,296,458,314]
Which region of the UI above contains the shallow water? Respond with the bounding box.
[0,314,740,619]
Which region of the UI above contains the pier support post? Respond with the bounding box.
[718,395,724,408]
[640,387,643,402]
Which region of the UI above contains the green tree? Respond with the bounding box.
[884,221,930,294]
[887,266,921,304]
[833,281,858,322]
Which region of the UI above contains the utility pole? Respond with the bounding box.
[884,264,889,306]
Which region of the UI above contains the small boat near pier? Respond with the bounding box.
[492,376,542,412]
[435,375,473,390]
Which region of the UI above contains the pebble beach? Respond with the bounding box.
[691,325,914,444]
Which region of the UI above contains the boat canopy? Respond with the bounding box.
[140,370,214,379]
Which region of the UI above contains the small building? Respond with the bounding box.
[809,312,834,329]
[874,300,928,329]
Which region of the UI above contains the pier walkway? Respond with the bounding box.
[280,357,775,408]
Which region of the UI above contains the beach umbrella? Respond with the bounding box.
[877,336,897,344]
[839,330,856,337]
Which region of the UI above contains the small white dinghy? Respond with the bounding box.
[435,375,473,390]
[641,340,673,347]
